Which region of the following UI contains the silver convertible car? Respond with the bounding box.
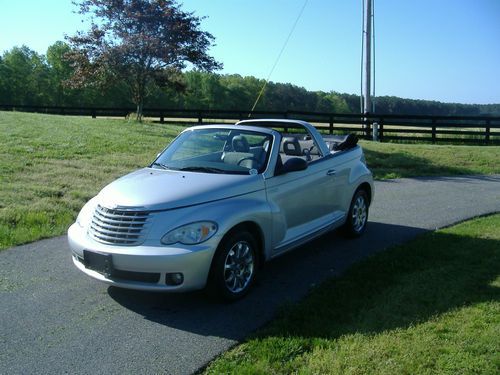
[68,119,374,300]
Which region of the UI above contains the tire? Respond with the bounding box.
[208,230,259,301]
[343,189,369,238]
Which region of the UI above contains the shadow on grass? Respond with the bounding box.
[364,148,484,179]
[264,229,500,340]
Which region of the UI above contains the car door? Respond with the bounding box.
[265,156,344,254]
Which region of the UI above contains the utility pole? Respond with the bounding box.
[362,0,372,115]
[362,0,376,139]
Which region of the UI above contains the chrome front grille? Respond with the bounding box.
[88,205,151,245]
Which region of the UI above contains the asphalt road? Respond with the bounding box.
[1,175,499,375]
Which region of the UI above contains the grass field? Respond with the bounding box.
[1,111,500,249]
[204,214,500,374]
[0,111,182,249]
[360,140,500,179]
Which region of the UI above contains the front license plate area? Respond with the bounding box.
[83,250,114,277]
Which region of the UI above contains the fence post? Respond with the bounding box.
[160,111,164,124]
[329,116,334,135]
[91,109,96,119]
[364,116,371,139]
[485,120,490,145]
[198,111,202,125]
[431,119,436,144]
[372,122,379,141]
[379,118,384,141]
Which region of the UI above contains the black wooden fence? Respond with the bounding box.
[2,104,500,145]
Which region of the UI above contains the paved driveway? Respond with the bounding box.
[1,175,499,375]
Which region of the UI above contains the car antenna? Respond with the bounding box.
[248,0,310,117]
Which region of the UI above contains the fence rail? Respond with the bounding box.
[2,104,500,145]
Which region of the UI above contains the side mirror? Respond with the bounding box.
[280,157,308,174]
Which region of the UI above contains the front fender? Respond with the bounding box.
[193,193,273,260]
[149,190,272,258]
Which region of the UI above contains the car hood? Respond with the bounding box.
[97,168,265,211]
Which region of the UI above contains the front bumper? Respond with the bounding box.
[67,223,216,292]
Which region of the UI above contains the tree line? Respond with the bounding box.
[1,43,499,116]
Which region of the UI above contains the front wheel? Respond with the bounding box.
[208,230,259,301]
[343,189,369,238]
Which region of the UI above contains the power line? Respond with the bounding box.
[249,0,310,115]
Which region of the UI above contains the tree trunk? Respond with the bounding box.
[135,75,146,122]
[136,101,143,122]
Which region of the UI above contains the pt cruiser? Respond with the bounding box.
[68,119,374,300]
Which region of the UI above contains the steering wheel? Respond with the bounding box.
[237,156,258,167]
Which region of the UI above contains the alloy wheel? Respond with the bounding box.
[223,241,255,293]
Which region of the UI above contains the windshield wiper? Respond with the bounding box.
[150,162,171,170]
[178,166,227,174]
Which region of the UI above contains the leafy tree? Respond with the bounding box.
[0,46,52,105]
[316,92,350,113]
[46,41,77,105]
[479,104,500,116]
[65,0,221,120]
[0,56,8,103]
[220,74,260,110]
[1,40,499,116]
[181,71,228,110]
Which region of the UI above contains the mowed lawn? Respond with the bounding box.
[361,140,500,179]
[1,111,500,249]
[0,111,182,249]
[204,214,500,374]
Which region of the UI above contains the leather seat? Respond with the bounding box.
[222,135,257,169]
[281,137,302,156]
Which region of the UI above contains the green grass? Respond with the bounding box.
[0,111,183,249]
[204,214,500,374]
[1,111,499,250]
[360,140,500,179]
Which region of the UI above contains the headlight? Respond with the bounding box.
[161,221,218,245]
[76,198,97,228]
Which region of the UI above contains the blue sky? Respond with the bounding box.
[1,0,499,104]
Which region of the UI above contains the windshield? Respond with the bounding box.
[152,128,273,175]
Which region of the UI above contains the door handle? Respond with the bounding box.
[327,169,336,176]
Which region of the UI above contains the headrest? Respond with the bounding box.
[232,135,249,152]
[282,137,302,156]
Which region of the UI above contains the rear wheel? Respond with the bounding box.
[208,230,258,301]
[343,189,369,237]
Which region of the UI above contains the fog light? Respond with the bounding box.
[166,273,184,286]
